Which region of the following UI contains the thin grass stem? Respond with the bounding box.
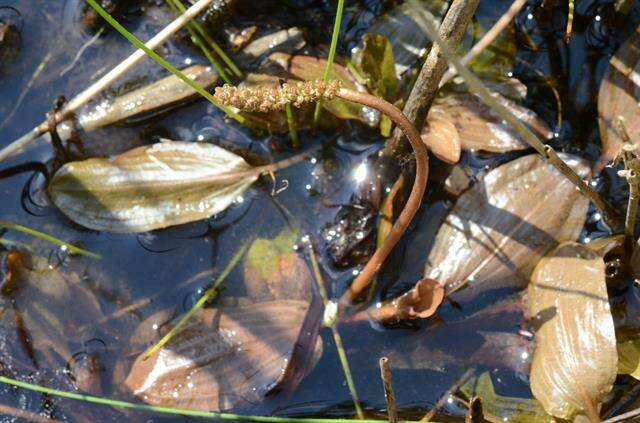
[285,103,300,148]
[0,220,100,259]
[0,375,436,422]
[313,0,345,126]
[379,357,398,423]
[143,242,248,359]
[165,0,232,84]
[413,3,622,230]
[308,243,364,419]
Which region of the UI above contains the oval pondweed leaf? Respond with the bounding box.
[125,300,323,411]
[424,154,590,304]
[49,141,257,233]
[527,242,616,420]
[597,24,640,171]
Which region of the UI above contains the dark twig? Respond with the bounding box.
[382,0,480,159]
[602,406,640,423]
[379,357,398,423]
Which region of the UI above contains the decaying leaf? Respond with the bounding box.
[461,372,553,423]
[264,53,367,123]
[79,65,219,132]
[424,154,590,304]
[243,228,312,301]
[49,141,256,233]
[528,242,616,420]
[366,278,444,323]
[125,300,322,411]
[597,24,640,171]
[420,109,462,163]
[427,92,552,154]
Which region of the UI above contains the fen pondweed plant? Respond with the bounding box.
[411,1,623,231]
[214,80,429,306]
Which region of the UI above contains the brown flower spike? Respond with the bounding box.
[214,80,340,112]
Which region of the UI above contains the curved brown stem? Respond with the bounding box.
[336,88,429,306]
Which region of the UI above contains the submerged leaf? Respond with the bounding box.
[597,24,640,171]
[49,141,256,233]
[428,92,552,154]
[243,228,312,301]
[461,372,553,423]
[354,34,398,103]
[125,300,322,411]
[424,154,590,303]
[528,242,616,420]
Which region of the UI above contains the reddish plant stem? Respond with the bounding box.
[336,88,428,306]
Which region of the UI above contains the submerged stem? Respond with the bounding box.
[308,244,364,419]
[416,7,622,230]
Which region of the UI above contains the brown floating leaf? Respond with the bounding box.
[597,24,640,171]
[366,278,444,323]
[80,65,219,132]
[428,92,552,154]
[49,141,256,233]
[424,154,590,303]
[527,242,616,420]
[125,300,322,411]
[420,110,462,163]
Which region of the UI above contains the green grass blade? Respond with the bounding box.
[0,220,101,259]
[86,0,249,127]
[313,0,346,125]
[285,103,299,148]
[167,0,244,78]
[143,242,249,359]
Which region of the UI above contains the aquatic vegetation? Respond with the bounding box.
[4,0,640,421]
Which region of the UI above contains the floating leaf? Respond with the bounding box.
[424,154,590,304]
[125,300,322,411]
[461,372,553,423]
[243,228,312,301]
[428,91,552,154]
[597,25,640,171]
[420,109,462,163]
[79,65,219,132]
[265,53,367,123]
[49,141,257,233]
[528,242,616,420]
[366,278,444,323]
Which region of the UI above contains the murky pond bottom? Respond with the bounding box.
[1,0,640,421]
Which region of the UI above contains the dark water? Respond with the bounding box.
[0,0,638,421]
